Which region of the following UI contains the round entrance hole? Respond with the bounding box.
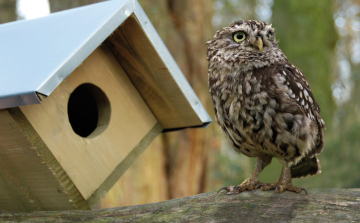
[67,83,111,138]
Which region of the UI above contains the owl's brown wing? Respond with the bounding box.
[278,63,325,130]
[277,62,325,178]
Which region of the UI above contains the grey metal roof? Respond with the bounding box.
[0,0,211,126]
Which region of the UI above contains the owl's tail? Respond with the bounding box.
[290,155,321,178]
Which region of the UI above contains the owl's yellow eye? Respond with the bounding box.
[233,31,246,42]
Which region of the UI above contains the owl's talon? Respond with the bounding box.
[217,187,229,194]
[300,187,308,195]
[259,181,307,195]
[274,186,282,194]
[254,183,264,192]
[218,179,263,195]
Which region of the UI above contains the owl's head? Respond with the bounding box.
[207,20,286,71]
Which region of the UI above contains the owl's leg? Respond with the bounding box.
[258,166,307,194]
[218,156,271,195]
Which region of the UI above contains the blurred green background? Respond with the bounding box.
[1,0,360,207]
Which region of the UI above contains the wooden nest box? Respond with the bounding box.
[0,0,211,212]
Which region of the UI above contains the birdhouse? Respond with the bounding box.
[0,0,211,212]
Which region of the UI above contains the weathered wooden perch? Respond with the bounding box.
[1,189,359,222]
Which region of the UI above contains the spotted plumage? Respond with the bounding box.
[208,20,325,194]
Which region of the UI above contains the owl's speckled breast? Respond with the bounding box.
[209,65,319,166]
[210,69,275,157]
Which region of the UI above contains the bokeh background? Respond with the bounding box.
[1,0,360,208]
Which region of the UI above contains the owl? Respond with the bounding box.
[207,20,325,194]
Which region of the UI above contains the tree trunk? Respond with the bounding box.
[164,0,214,199]
[48,0,105,12]
[0,0,16,24]
[1,189,360,222]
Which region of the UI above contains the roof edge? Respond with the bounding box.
[0,91,40,109]
[133,1,212,125]
[36,0,135,97]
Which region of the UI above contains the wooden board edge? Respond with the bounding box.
[105,14,205,129]
[86,122,163,208]
[129,13,210,128]
[7,107,90,210]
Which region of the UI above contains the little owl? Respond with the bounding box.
[207,20,325,194]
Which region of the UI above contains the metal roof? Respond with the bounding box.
[0,0,211,127]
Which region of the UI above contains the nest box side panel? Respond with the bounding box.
[19,44,160,207]
[106,15,205,130]
[0,109,85,211]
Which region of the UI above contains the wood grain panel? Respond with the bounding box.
[20,44,159,201]
[0,109,78,211]
[106,15,205,129]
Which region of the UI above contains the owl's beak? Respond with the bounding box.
[254,37,263,52]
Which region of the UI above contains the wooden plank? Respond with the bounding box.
[20,44,159,204]
[105,15,205,130]
[87,122,162,208]
[7,107,89,211]
[98,134,169,208]
[0,109,78,211]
